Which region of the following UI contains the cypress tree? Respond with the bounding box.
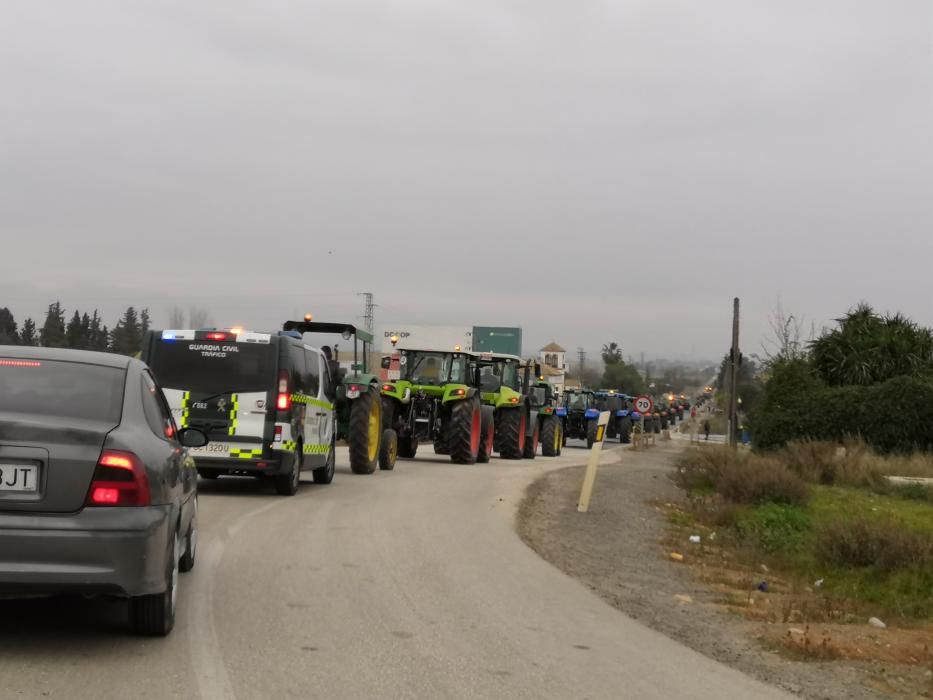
[0,307,18,345]
[19,318,38,346]
[39,302,66,347]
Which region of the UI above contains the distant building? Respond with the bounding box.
[539,342,567,394]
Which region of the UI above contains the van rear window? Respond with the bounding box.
[0,358,124,424]
[148,340,276,394]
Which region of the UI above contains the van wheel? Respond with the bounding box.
[312,438,336,484]
[130,528,178,636]
[275,449,302,495]
[379,429,397,470]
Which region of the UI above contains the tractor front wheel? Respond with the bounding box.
[586,419,598,449]
[523,418,539,459]
[476,406,495,463]
[497,408,526,459]
[449,397,481,465]
[349,387,381,474]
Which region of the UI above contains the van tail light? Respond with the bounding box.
[86,450,151,507]
[277,370,291,410]
[274,425,283,443]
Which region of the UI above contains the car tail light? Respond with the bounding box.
[0,359,41,367]
[86,450,151,507]
[274,425,283,442]
[277,370,291,410]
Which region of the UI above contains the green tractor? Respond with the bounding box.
[528,380,563,457]
[476,353,541,459]
[380,348,488,464]
[282,319,396,474]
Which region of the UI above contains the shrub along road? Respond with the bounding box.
[0,444,790,700]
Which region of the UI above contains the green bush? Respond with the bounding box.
[751,361,933,454]
[735,503,811,553]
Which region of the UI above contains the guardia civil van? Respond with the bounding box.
[141,328,336,495]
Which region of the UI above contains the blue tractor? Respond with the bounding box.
[559,389,600,448]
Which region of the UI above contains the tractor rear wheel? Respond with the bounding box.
[477,406,495,463]
[619,417,633,443]
[449,397,481,464]
[586,419,597,449]
[523,418,539,459]
[541,415,560,457]
[349,387,381,474]
[497,408,526,459]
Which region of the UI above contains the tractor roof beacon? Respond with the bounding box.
[282,319,396,474]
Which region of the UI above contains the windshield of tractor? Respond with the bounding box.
[402,351,466,385]
[478,360,521,392]
[564,393,590,411]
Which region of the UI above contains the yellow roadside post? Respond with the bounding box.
[577,411,611,513]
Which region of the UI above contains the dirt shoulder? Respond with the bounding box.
[517,440,927,700]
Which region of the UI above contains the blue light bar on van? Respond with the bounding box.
[161,331,176,342]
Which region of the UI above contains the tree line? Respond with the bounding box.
[0,303,151,356]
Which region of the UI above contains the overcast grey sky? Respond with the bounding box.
[2,0,930,361]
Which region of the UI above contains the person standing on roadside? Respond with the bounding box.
[703,419,711,441]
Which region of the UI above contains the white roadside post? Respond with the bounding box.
[577,411,611,513]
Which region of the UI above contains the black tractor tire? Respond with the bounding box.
[654,418,662,435]
[130,528,179,637]
[497,407,526,460]
[477,406,495,463]
[433,431,450,455]
[586,419,598,449]
[449,397,481,465]
[178,497,197,573]
[379,429,397,471]
[619,417,633,444]
[312,437,336,484]
[381,396,396,431]
[398,435,418,458]
[606,417,617,440]
[523,418,539,459]
[541,415,560,457]
[275,447,302,495]
[349,387,381,475]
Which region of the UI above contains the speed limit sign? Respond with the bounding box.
[634,395,654,414]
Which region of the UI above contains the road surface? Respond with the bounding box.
[0,443,789,699]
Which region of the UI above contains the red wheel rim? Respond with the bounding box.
[485,421,494,455]
[533,425,539,453]
[470,405,481,455]
[517,412,526,452]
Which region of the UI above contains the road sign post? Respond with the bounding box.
[577,411,611,513]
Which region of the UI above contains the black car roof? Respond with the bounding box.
[0,345,132,369]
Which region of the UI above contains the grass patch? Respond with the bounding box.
[675,447,933,620]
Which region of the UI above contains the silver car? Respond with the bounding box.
[0,347,207,636]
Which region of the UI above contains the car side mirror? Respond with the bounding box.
[178,428,208,448]
[381,357,391,369]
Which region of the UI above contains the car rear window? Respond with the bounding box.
[0,358,125,424]
[147,340,276,394]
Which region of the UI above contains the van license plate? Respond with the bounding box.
[0,464,39,492]
[189,443,231,457]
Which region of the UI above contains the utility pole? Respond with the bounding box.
[577,347,586,379]
[728,297,741,447]
[358,292,375,333]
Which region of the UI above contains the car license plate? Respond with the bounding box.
[189,442,231,457]
[0,464,39,493]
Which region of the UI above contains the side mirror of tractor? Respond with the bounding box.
[380,357,391,369]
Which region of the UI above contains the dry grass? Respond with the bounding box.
[816,516,933,571]
[777,439,933,489]
[676,446,809,507]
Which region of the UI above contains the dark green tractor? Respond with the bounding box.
[282,319,396,474]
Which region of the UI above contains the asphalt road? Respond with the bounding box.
[0,443,789,700]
